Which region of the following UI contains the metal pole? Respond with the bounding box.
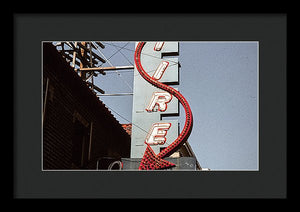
[79,65,134,72]
[42,78,49,125]
[72,42,78,70]
[88,122,93,161]
[88,42,94,90]
[80,42,86,80]
[97,93,133,96]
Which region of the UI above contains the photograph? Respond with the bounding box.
[42,41,258,171]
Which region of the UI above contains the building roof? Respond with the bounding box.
[43,43,129,137]
[122,124,132,136]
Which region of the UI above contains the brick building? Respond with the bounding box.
[42,43,130,170]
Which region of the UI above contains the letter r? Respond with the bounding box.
[146,92,172,112]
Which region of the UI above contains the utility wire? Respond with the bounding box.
[102,84,176,147]
[111,42,134,66]
[99,42,178,146]
[93,42,133,92]
[105,104,149,135]
[92,41,113,66]
[106,42,130,62]
[105,104,172,146]
[102,42,179,66]
[103,61,178,78]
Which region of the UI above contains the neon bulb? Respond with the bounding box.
[154,42,164,51]
[146,92,172,112]
[152,61,169,80]
[145,123,171,145]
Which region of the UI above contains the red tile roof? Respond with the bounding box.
[122,124,132,136]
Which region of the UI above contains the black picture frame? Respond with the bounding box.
[13,13,287,198]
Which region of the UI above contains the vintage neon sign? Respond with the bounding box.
[134,42,193,170]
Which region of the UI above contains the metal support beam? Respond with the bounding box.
[95,42,105,49]
[97,93,133,96]
[86,81,105,94]
[80,65,134,72]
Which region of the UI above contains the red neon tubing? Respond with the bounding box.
[134,42,193,160]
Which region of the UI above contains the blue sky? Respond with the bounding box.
[92,41,258,170]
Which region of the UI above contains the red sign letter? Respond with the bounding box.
[152,61,169,80]
[154,42,165,51]
[145,123,171,145]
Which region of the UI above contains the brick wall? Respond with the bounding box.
[43,43,131,170]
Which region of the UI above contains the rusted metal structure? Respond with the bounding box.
[54,41,134,95]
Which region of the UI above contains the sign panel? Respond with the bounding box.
[131,42,179,158]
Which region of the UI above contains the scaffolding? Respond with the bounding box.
[53,41,134,95]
